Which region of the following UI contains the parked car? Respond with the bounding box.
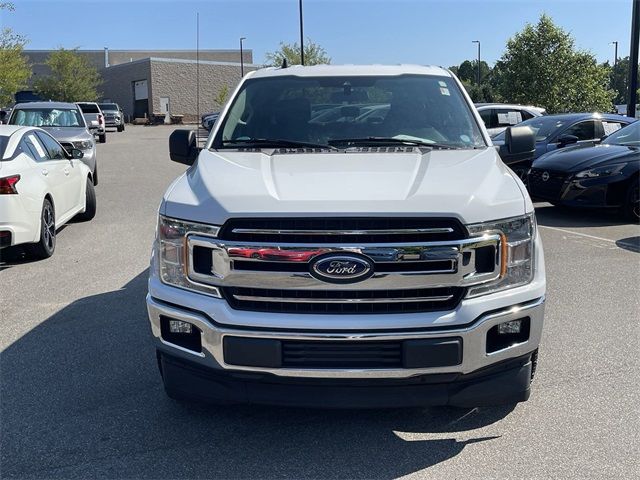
[0,125,96,258]
[493,112,634,180]
[98,103,125,132]
[76,102,106,143]
[529,120,640,220]
[8,102,99,185]
[151,65,545,409]
[476,103,546,137]
[201,112,219,131]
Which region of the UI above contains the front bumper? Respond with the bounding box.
[530,175,628,208]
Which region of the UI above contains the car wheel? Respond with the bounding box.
[623,178,639,222]
[92,164,98,186]
[98,133,106,143]
[27,198,56,259]
[117,125,124,132]
[76,178,97,222]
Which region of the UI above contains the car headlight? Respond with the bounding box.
[73,140,94,150]
[157,215,222,297]
[466,213,535,297]
[574,163,627,179]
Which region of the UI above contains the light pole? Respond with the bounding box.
[628,0,639,118]
[240,37,246,77]
[611,41,619,67]
[472,40,481,86]
[299,0,305,65]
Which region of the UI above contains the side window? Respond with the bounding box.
[602,121,625,137]
[495,109,523,127]
[563,120,597,141]
[35,131,66,159]
[478,109,495,128]
[521,110,535,121]
[23,134,50,162]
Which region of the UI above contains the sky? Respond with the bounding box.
[1,0,636,68]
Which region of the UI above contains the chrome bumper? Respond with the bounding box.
[147,295,545,379]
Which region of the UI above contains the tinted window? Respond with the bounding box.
[10,108,85,128]
[563,120,597,141]
[478,109,495,128]
[521,110,535,121]
[494,116,570,142]
[35,131,66,159]
[216,74,486,149]
[0,136,8,159]
[78,103,100,113]
[23,133,50,161]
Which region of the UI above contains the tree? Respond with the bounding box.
[449,59,496,102]
[34,48,102,102]
[265,39,330,67]
[607,57,640,105]
[0,2,30,105]
[213,84,229,108]
[495,14,614,113]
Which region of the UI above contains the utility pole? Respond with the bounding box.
[299,0,305,65]
[472,40,481,85]
[240,37,246,77]
[628,0,639,118]
[611,41,619,67]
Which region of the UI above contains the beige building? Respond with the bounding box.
[24,49,258,121]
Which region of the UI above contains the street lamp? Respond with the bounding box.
[240,37,246,77]
[472,40,481,85]
[611,41,619,67]
[299,0,305,65]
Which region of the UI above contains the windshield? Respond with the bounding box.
[493,116,570,142]
[602,121,640,146]
[98,104,118,111]
[214,74,485,149]
[10,108,85,128]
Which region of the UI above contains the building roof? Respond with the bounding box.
[248,64,452,79]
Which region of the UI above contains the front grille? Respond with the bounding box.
[282,340,402,368]
[528,169,567,199]
[218,217,467,243]
[223,287,465,314]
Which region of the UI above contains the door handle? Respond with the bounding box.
[41,169,48,176]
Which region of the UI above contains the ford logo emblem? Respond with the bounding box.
[542,171,550,182]
[310,254,373,284]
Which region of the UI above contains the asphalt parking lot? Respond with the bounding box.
[1,125,639,479]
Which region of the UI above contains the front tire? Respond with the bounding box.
[117,124,124,132]
[27,198,56,259]
[76,178,96,222]
[98,133,106,144]
[623,178,639,222]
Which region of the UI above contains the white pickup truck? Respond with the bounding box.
[147,65,545,408]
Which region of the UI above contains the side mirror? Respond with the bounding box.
[169,129,198,165]
[90,120,99,127]
[66,148,84,159]
[504,125,535,154]
[557,134,578,147]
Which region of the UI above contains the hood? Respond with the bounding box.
[533,144,639,172]
[162,147,528,225]
[41,126,92,141]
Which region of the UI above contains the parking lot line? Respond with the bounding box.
[538,224,634,248]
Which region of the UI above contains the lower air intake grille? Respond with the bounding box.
[222,287,465,314]
[282,340,402,368]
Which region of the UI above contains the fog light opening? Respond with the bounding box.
[486,317,530,354]
[160,315,202,352]
[169,320,193,334]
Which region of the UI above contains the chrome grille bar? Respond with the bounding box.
[232,294,455,304]
[231,227,454,235]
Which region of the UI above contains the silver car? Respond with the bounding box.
[8,102,99,185]
[475,103,546,138]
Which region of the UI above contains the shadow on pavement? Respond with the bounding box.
[534,203,632,228]
[1,271,515,479]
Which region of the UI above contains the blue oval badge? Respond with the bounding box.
[310,254,373,284]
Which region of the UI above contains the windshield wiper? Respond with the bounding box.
[221,138,336,150]
[328,137,461,149]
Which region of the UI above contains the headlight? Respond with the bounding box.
[574,163,627,179]
[73,140,94,150]
[466,213,535,297]
[157,215,221,297]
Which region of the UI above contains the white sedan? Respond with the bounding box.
[0,125,96,259]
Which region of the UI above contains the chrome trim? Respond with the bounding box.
[147,295,545,378]
[186,234,503,291]
[231,227,455,235]
[232,294,455,304]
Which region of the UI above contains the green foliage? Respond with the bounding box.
[213,84,229,107]
[0,2,30,105]
[265,39,330,67]
[34,48,102,102]
[607,57,640,105]
[450,60,498,102]
[495,14,613,113]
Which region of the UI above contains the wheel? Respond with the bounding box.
[76,178,96,222]
[92,163,98,186]
[623,178,639,222]
[117,124,124,132]
[26,198,56,259]
[98,133,106,143]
